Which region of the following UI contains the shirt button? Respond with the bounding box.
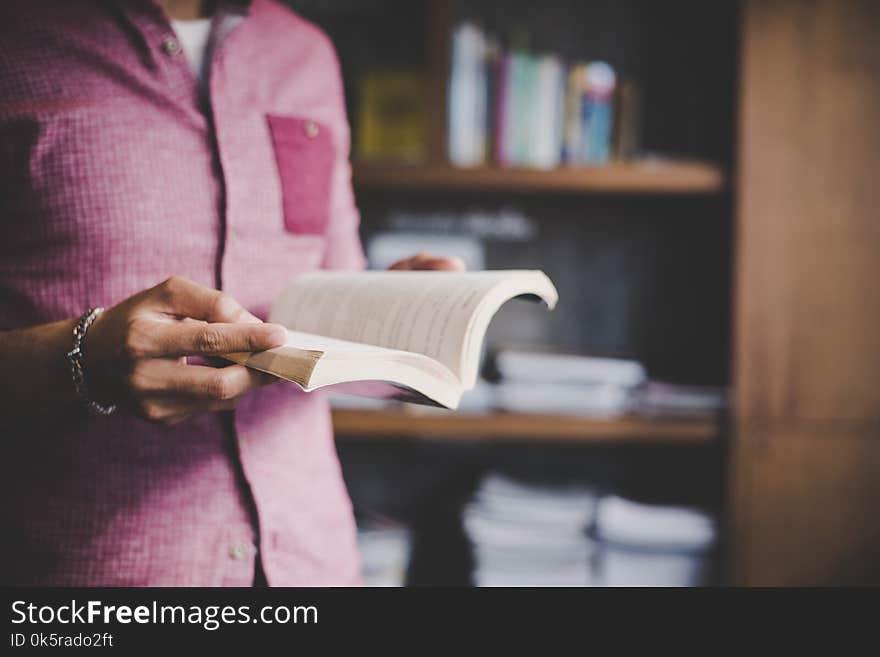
[162,37,182,56]
[304,121,319,138]
[229,542,249,560]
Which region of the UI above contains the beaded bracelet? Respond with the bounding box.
[66,307,117,416]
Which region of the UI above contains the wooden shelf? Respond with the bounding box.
[331,408,717,444]
[352,160,725,195]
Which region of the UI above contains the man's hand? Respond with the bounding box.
[85,276,287,425]
[387,252,466,271]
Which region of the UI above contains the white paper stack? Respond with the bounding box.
[464,473,596,587]
[495,350,647,387]
[493,381,631,418]
[366,232,486,272]
[594,495,717,587]
[357,524,412,587]
[633,382,727,419]
[493,349,647,417]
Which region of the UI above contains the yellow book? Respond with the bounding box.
[357,71,428,162]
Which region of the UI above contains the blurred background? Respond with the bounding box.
[284,0,880,586]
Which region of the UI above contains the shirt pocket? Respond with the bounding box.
[266,114,334,235]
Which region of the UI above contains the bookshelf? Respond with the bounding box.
[332,408,716,444]
[352,160,724,195]
[296,0,737,586]
[294,0,880,587]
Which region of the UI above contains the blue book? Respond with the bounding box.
[579,62,616,165]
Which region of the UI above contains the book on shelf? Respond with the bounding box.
[567,61,617,165]
[356,71,428,163]
[447,22,489,167]
[612,78,642,161]
[447,21,624,170]
[227,271,558,409]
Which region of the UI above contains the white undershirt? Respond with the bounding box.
[172,18,213,80]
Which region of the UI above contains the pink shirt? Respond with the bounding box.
[0,0,365,585]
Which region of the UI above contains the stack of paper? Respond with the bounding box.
[357,524,412,587]
[492,349,647,417]
[463,473,596,587]
[594,495,717,587]
[633,382,727,418]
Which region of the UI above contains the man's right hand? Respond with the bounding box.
[85,276,287,425]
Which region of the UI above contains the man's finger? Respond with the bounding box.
[388,254,465,271]
[133,361,278,399]
[135,395,238,425]
[413,256,465,271]
[150,276,261,323]
[150,321,287,357]
[168,363,276,400]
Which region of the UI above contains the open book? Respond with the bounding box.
[227,270,558,408]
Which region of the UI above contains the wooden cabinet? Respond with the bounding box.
[730,0,880,584]
[729,424,880,585]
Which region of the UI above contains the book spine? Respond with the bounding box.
[553,61,566,167]
[517,53,538,166]
[447,24,464,165]
[448,22,488,168]
[612,79,641,161]
[581,62,617,165]
[531,55,560,169]
[484,35,500,165]
[563,64,585,165]
[494,52,512,166]
[509,52,528,166]
[473,28,488,166]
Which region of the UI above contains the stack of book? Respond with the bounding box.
[463,473,596,586]
[447,21,624,169]
[492,348,647,417]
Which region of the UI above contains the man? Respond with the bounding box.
[0,0,460,586]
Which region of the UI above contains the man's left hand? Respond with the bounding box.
[387,252,466,271]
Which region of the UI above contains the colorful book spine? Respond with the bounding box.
[579,62,617,165]
[563,64,586,165]
[494,52,513,166]
[448,22,617,169]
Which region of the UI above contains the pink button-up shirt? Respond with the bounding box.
[0,0,366,585]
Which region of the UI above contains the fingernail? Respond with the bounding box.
[264,323,288,346]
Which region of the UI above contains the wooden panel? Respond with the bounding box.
[728,422,880,585]
[734,0,880,422]
[353,161,724,195]
[331,409,716,443]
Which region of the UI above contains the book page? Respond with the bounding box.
[229,329,463,408]
[269,270,557,384]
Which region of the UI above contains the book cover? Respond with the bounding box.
[357,71,428,163]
